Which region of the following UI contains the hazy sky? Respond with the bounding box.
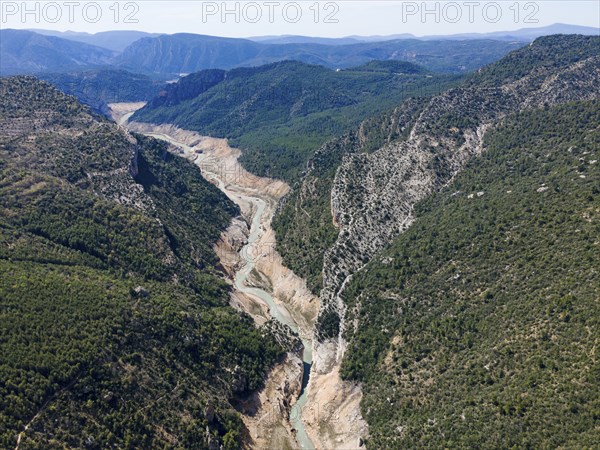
[2,1,599,37]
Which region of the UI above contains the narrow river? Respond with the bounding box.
[142,131,315,450]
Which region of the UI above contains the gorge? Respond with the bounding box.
[1,29,599,450]
[117,112,360,449]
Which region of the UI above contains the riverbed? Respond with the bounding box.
[135,127,317,450]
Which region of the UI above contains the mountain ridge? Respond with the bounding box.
[116,34,523,74]
[131,59,460,180]
[271,33,600,447]
[0,76,288,449]
[0,29,116,75]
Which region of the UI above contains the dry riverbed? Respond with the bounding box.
[109,103,367,449]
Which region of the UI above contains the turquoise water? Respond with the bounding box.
[234,198,315,450]
[147,131,315,449]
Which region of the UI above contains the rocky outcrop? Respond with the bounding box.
[239,353,303,450]
[316,55,600,370]
[214,217,249,277]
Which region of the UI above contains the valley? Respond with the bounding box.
[114,105,368,448]
[1,21,599,450]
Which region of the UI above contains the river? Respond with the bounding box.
[141,131,316,450]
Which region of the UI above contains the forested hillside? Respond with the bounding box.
[341,101,600,448]
[132,60,460,180]
[470,34,600,86]
[0,77,285,449]
[39,69,167,115]
[269,34,599,447]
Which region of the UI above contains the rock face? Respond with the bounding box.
[214,217,249,278]
[315,53,600,369]
[239,353,304,450]
[266,37,600,448]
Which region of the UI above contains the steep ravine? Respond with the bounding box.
[110,105,357,448]
[272,49,599,449]
[313,53,600,374]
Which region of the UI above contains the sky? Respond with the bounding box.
[1,1,599,38]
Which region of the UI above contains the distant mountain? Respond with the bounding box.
[345,33,419,42]
[346,23,598,42]
[39,69,166,115]
[118,33,262,74]
[420,23,599,41]
[0,29,115,75]
[28,29,161,52]
[248,35,364,45]
[254,24,598,44]
[118,33,523,74]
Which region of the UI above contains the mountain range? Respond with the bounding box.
[253,23,599,44]
[28,22,600,48]
[0,27,539,76]
[3,24,596,77]
[116,33,523,74]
